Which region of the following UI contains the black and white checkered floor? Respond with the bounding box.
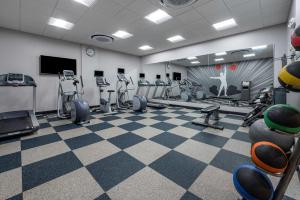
[0,107,299,200]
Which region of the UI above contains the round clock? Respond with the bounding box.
[86,48,95,57]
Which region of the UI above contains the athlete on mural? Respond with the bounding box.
[210,66,228,96]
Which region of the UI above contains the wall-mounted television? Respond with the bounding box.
[118,68,125,74]
[173,72,181,81]
[40,55,77,75]
[139,73,145,78]
[94,70,104,77]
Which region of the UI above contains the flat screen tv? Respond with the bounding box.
[94,70,104,77]
[139,73,145,78]
[40,55,77,75]
[173,72,181,81]
[118,68,125,74]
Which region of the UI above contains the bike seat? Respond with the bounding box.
[107,90,115,93]
[201,105,220,113]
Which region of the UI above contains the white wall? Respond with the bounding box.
[142,24,287,88]
[81,46,141,106]
[0,28,141,112]
[141,24,300,108]
[0,28,82,113]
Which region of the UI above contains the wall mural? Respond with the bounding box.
[187,58,273,99]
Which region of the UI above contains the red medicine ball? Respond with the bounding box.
[291,26,300,51]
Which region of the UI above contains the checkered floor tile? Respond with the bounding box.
[0,107,299,200]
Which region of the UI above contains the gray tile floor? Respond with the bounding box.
[0,107,299,200]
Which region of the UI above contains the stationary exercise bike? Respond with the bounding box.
[57,70,90,124]
[94,71,115,113]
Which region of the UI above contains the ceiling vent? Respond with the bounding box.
[91,34,114,44]
[160,0,198,9]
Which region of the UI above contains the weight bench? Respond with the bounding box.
[192,105,224,130]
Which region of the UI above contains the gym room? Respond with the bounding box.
[0,0,300,199]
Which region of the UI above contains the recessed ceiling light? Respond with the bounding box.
[139,45,153,51]
[191,61,200,64]
[215,58,224,62]
[48,17,74,30]
[187,56,197,60]
[145,9,172,24]
[212,18,237,31]
[215,52,227,56]
[252,45,267,50]
[167,35,185,43]
[73,0,97,7]
[112,30,133,39]
[243,53,256,58]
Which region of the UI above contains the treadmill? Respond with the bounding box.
[144,75,166,109]
[0,73,39,138]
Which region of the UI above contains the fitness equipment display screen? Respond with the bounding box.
[139,73,145,78]
[94,70,104,77]
[40,55,77,75]
[166,73,170,78]
[156,75,161,79]
[173,72,181,81]
[118,68,125,74]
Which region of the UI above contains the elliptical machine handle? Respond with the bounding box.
[130,77,134,85]
[80,75,85,95]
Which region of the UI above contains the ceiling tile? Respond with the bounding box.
[176,9,205,24]
[127,0,158,16]
[56,0,88,21]
[196,0,232,23]
[0,0,20,30]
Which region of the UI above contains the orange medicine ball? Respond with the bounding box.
[251,141,288,174]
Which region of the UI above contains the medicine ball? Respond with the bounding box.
[249,119,294,152]
[233,164,274,200]
[278,61,300,92]
[291,26,300,51]
[264,104,300,134]
[251,141,288,174]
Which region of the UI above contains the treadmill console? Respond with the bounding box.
[7,73,24,84]
[0,73,36,87]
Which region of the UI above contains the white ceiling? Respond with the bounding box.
[0,0,291,56]
[171,44,273,67]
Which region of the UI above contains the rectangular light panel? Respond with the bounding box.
[215,52,227,56]
[139,45,153,51]
[145,9,172,24]
[48,17,74,30]
[191,61,200,64]
[112,30,133,39]
[187,56,197,60]
[243,53,255,58]
[167,35,185,43]
[252,45,267,50]
[73,0,97,7]
[215,58,224,62]
[213,18,237,31]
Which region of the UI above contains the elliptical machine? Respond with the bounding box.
[116,69,147,112]
[57,70,90,124]
[94,71,115,114]
[179,79,192,102]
